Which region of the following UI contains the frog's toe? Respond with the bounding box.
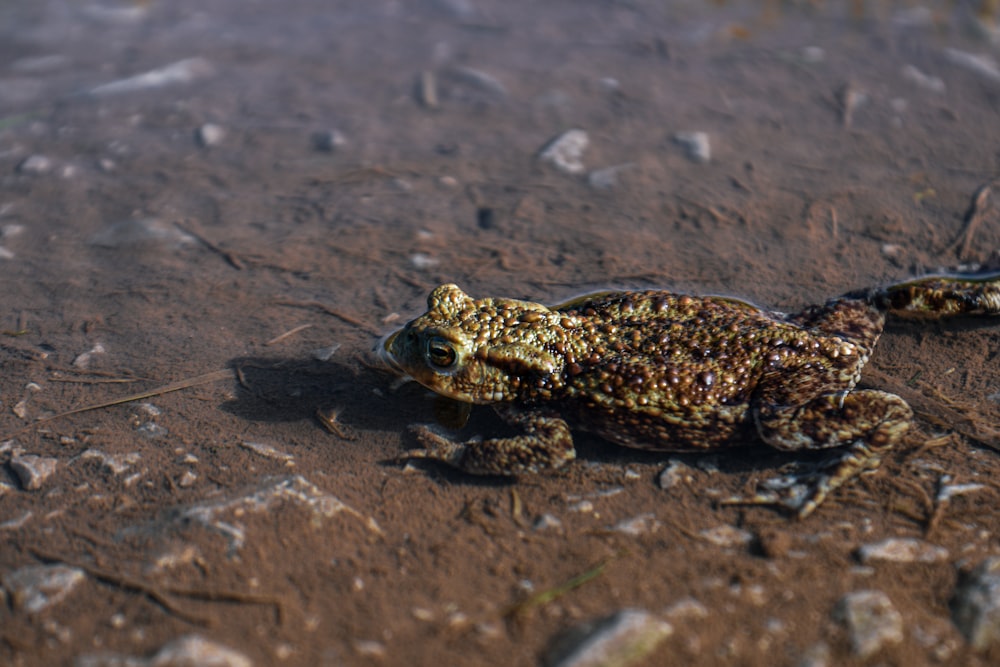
[402,423,467,467]
[720,474,818,518]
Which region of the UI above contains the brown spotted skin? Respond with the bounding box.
[381,273,1000,517]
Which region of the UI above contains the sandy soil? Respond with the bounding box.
[2,1,1000,665]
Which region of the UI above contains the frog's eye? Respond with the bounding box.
[425,335,457,370]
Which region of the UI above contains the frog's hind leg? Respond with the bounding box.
[403,405,576,475]
[860,271,1000,319]
[733,390,913,518]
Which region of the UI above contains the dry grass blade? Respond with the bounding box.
[503,555,616,620]
[2,368,234,439]
[947,179,999,261]
[265,323,314,346]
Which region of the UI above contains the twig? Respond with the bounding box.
[265,323,314,346]
[503,555,616,620]
[174,219,245,270]
[947,180,998,261]
[2,368,233,440]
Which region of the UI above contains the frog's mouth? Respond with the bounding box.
[377,330,404,373]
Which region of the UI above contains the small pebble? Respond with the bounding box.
[16,155,53,175]
[409,253,439,269]
[533,513,563,531]
[78,635,251,667]
[700,524,752,548]
[312,129,347,152]
[539,129,589,175]
[835,590,903,659]
[446,66,508,99]
[801,46,825,63]
[239,441,294,462]
[352,640,386,658]
[901,65,945,93]
[90,218,196,249]
[610,513,660,536]
[311,344,342,361]
[10,453,58,490]
[196,123,225,147]
[857,537,949,564]
[89,57,214,96]
[673,131,710,163]
[943,49,1000,85]
[177,470,198,488]
[658,459,693,489]
[4,565,85,613]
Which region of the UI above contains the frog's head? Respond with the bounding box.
[380,284,560,404]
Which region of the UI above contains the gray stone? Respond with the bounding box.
[673,131,711,163]
[548,609,673,667]
[952,556,1000,651]
[90,218,196,249]
[89,58,213,96]
[539,129,589,175]
[312,129,347,152]
[16,155,53,175]
[857,537,949,564]
[10,452,58,490]
[835,590,903,659]
[3,564,85,613]
[196,123,225,147]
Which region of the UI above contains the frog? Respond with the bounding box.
[380,272,1000,517]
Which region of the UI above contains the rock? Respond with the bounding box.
[77,449,141,475]
[72,342,105,369]
[16,155,53,175]
[409,253,439,269]
[196,123,225,147]
[952,556,1000,651]
[548,609,673,667]
[856,537,949,564]
[10,453,59,490]
[76,634,252,667]
[312,129,347,152]
[943,49,1000,85]
[673,132,711,163]
[445,66,508,100]
[310,344,342,361]
[3,564,85,613]
[834,590,903,659]
[539,129,589,175]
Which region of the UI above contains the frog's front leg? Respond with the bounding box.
[733,390,913,518]
[404,405,576,475]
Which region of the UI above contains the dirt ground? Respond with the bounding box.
[2,1,1000,665]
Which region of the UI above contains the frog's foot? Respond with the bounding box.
[401,408,576,475]
[720,446,883,519]
[743,390,913,518]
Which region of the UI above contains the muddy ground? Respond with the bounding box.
[2,1,1000,665]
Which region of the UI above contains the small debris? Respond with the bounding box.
[658,459,694,489]
[12,399,28,419]
[610,513,660,536]
[16,155,53,175]
[89,57,214,96]
[0,246,14,260]
[797,642,832,667]
[90,218,196,249]
[195,123,225,147]
[664,597,709,620]
[409,253,439,269]
[177,470,198,488]
[952,556,1000,651]
[239,441,294,462]
[902,65,945,93]
[72,342,105,369]
[10,453,58,490]
[533,513,563,531]
[547,609,673,667]
[445,66,508,100]
[838,84,867,128]
[76,635,252,667]
[3,564,85,613]
[312,129,347,152]
[700,524,752,548]
[588,163,634,189]
[0,510,32,530]
[835,590,903,659]
[417,70,439,108]
[77,450,141,475]
[672,131,710,163]
[944,49,1000,84]
[857,537,949,564]
[311,344,342,361]
[539,129,589,175]
[352,640,386,659]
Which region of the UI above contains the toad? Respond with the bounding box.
[381,273,1000,517]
